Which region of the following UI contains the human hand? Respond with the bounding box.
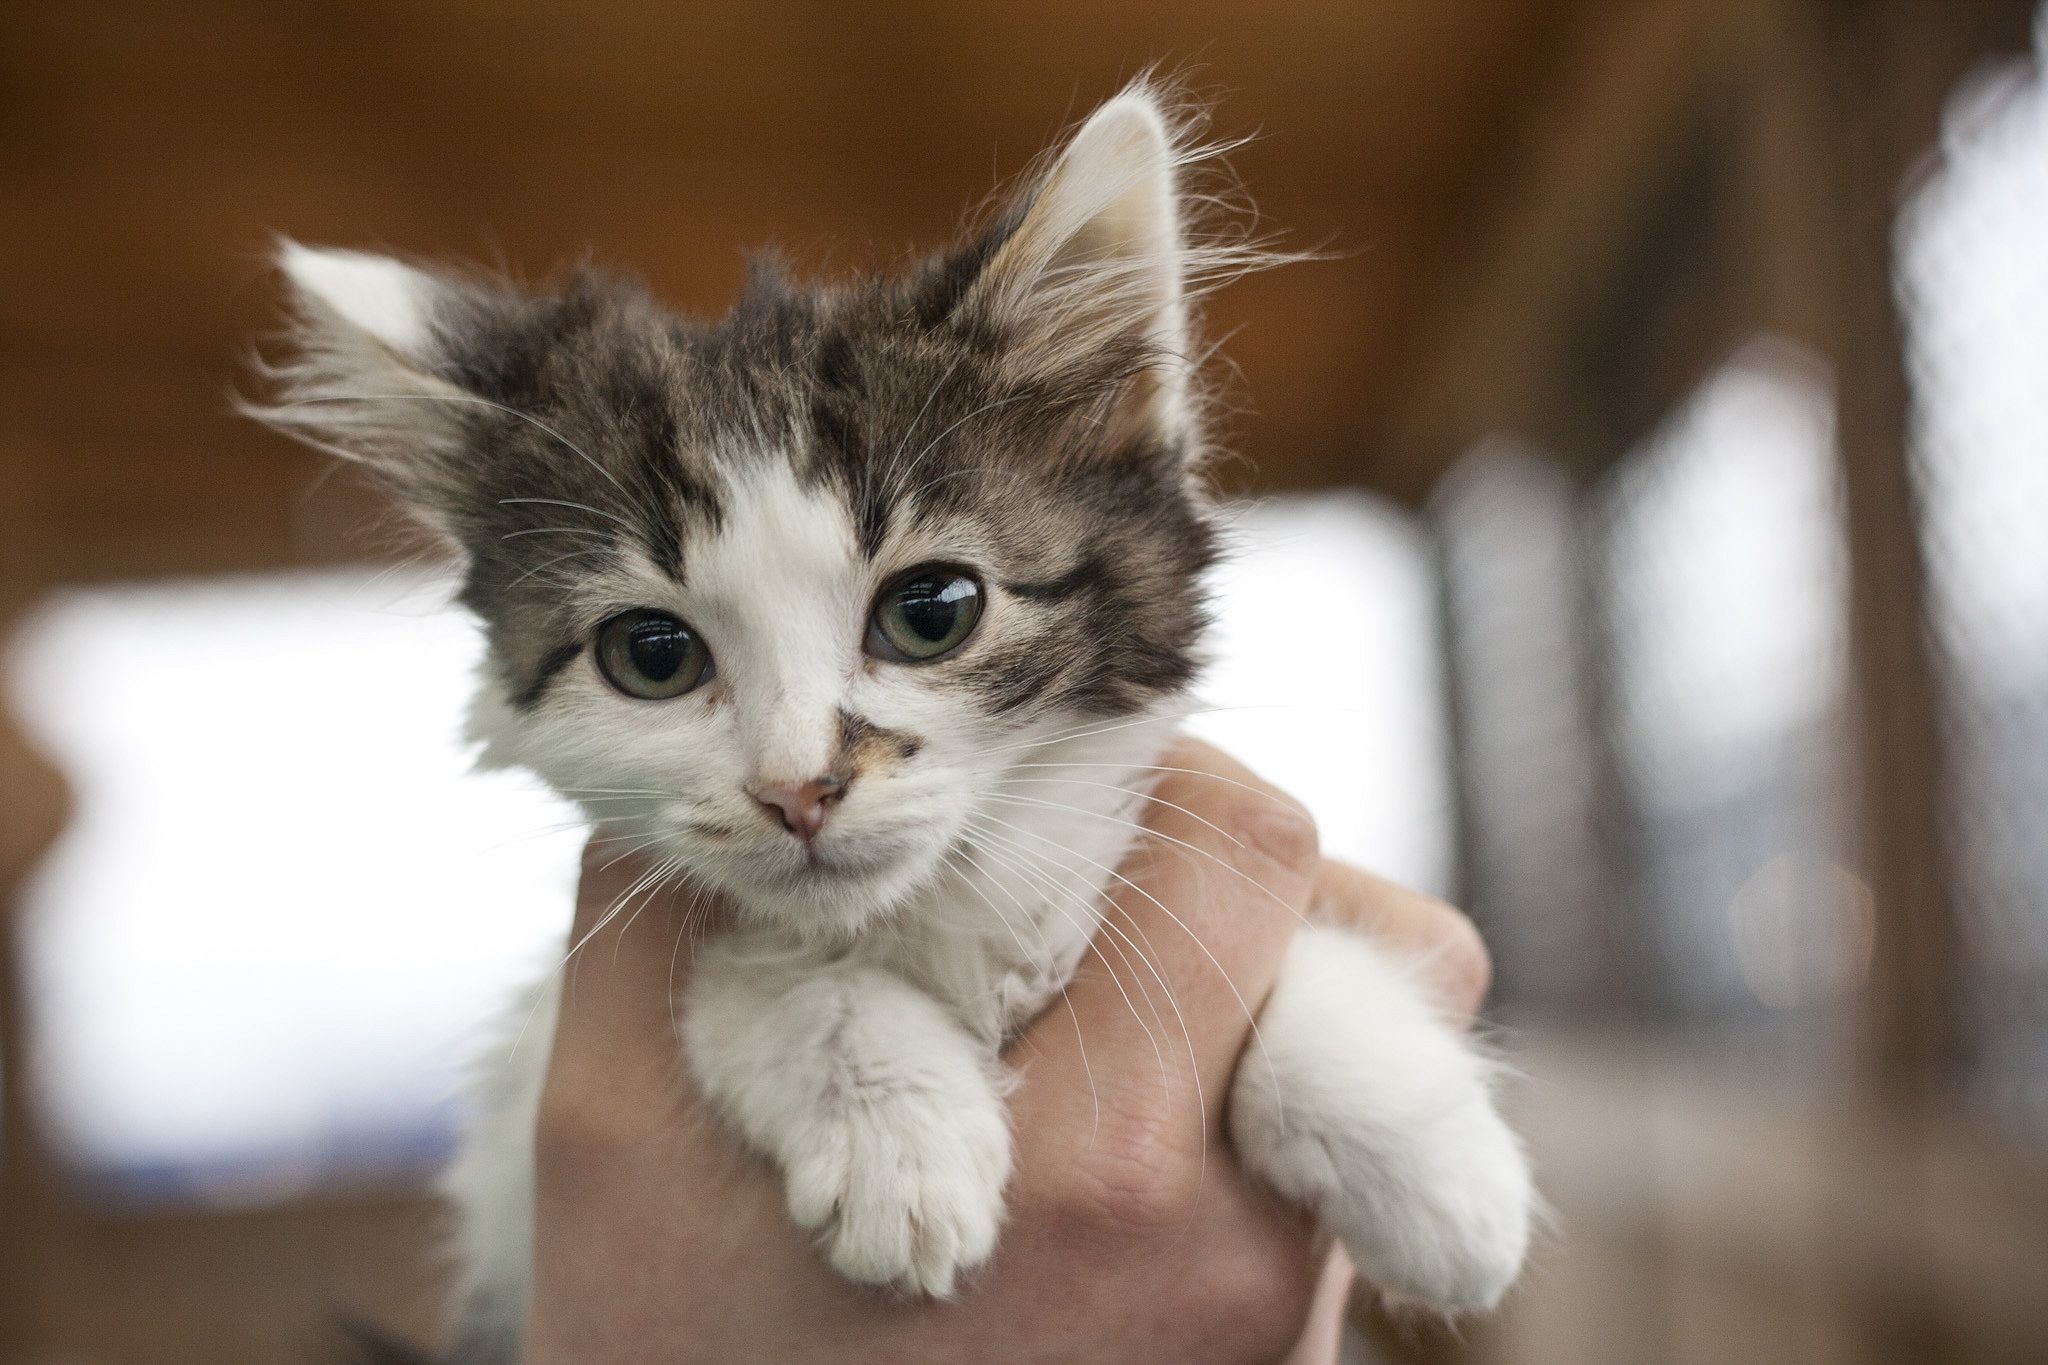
[523,739,1489,1364]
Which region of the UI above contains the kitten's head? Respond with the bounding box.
[251,86,1250,936]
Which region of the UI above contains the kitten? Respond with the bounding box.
[252,84,1532,1360]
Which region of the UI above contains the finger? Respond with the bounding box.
[1310,860,1491,1022]
[1011,737,1320,1144]
[1282,1245,1356,1365]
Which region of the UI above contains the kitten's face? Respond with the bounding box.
[469,396,1210,934]
[255,90,1223,935]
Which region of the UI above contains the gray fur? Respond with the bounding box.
[248,138,1234,727]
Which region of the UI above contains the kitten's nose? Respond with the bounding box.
[749,774,847,842]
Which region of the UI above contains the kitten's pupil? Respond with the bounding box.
[898,575,967,641]
[630,619,688,681]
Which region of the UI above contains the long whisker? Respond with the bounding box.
[985,791,1313,934]
[950,840,1110,1132]
[557,786,684,798]
[899,392,1039,480]
[982,702,1363,760]
[505,850,680,1060]
[497,496,638,533]
[963,832,1173,1104]
[966,823,1194,1116]
[274,391,636,504]
[970,808,1281,1113]
[1000,761,1309,815]
[884,353,965,492]
[668,880,718,1040]
[941,846,1045,971]
[966,822,1208,1185]
[941,843,1100,1085]
[473,818,601,855]
[995,776,1246,850]
[568,856,677,982]
[507,546,614,590]
[613,857,692,963]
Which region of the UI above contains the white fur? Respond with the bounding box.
[1230,927,1533,1312]
[441,983,552,1364]
[278,243,435,355]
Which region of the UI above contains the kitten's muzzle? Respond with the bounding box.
[749,773,849,842]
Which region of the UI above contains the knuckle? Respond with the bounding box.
[1215,785,1318,874]
[1152,747,1319,877]
[1244,798,1319,872]
[1432,904,1493,1012]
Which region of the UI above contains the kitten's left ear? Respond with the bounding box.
[975,87,1195,444]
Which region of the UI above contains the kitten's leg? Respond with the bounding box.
[683,937,1012,1297]
[1229,925,1533,1313]
[441,978,557,1364]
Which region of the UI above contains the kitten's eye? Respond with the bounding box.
[595,609,713,700]
[869,566,984,662]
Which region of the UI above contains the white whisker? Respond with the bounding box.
[960,833,1171,1111]
[970,807,1280,1116]
[995,775,1245,850]
[985,790,1312,934]
[1000,761,1306,814]
[965,822,1195,1121]
[497,496,638,533]
[274,390,636,504]
[982,702,1362,760]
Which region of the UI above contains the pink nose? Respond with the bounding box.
[749,775,847,842]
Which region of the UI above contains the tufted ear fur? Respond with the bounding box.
[244,242,480,548]
[970,87,1199,450]
[278,242,442,356]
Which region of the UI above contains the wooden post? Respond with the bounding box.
[1772,0,2034,1099]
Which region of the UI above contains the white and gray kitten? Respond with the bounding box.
[253,86,1531,1361]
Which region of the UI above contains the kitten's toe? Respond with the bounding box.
[1319,1098,1533,1314]
[786,1092,1010,1297]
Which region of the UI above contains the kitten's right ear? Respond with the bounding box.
[246,241,476,545]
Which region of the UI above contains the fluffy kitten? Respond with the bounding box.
[252,86,1532,1360]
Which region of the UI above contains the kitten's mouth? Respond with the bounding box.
[775,843,903,884]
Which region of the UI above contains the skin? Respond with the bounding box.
[524,740,1491,1364]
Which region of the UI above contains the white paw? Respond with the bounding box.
[1231,926,1535,1315]
[781,1087,1012,1297]
[1320,1094,1532,1313]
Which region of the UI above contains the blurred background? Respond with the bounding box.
[3,1,2045,1361]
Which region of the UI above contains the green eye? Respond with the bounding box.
[595,609,713,699]
[869,566,984,662]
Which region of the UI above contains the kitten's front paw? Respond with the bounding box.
[1318,1093,1532,1314]
[1232,926,1534,1315]
[782,1086,1012,1297]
